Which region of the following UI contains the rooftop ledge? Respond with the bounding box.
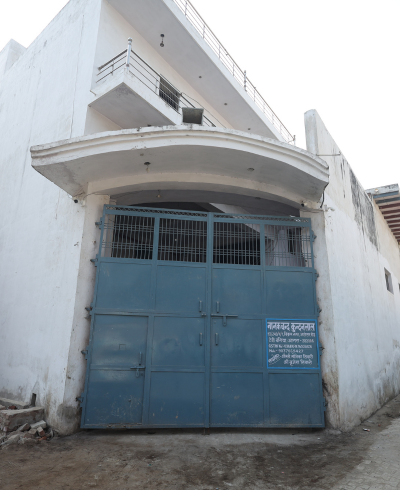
[31,125,329,207]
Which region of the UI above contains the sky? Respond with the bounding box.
[1,0,399,190]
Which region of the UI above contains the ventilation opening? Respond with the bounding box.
[265,225,311,267]
[30,393,37,407]
[158,218,207,263]
[213,222,261,265]
[159,76,180,111]
[384,269,393,293]
[182,107,204,125]
[102,214,155,259]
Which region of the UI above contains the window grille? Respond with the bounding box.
[384,269,393,293]
[213,222,260,265]
[158,219,207,263]
[159,76,180,111]
[101,214,155,259]
[265,225,311,267]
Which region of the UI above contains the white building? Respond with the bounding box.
[0,0,399,434]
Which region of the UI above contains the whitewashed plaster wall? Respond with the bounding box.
[84,0,232,134]
[303,110,400,429]
[0,39,26,82]
[0,0,105,432]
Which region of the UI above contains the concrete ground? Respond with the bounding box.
[1,395,400,490]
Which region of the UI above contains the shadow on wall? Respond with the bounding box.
[350,169,378,248]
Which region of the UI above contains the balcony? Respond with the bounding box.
[90,43,219,130]
[107,0,293,142]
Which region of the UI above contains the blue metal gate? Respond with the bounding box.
[79,205,325,428]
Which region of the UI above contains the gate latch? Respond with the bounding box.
[211,314,238,327]
[130,366,146,378]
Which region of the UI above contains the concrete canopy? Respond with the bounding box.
[31,126,329,207]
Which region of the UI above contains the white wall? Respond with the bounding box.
[85,0,232,133]
[0,0,103,432]
[0,39,26,82]
[304,110,400,429]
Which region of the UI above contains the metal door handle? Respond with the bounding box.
[215,333,219,345]
[199,300,206,316]
[216,301,220,313]
[139,352,142,365]
[199,333,203,346]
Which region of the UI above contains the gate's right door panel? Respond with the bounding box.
[210,317,264,426]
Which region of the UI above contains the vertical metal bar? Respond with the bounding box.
[234,222,237,265]
[150,217,160,308]
[204,211,213,429]
[215,333,219,345]
[244,70,247,91]
[129,215,133,258]
[141,314,154,426]
[123,214,127,258]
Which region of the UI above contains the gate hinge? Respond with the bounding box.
[323,397,327,411]
[76,394,84,407]
[81,346,89,360]
[314,271,319,281]
[311,232,317,242]
[317,305,322,315]
[90,254,99,265]
[85,306,92,312]
[319,342,324,355]
[95,218,103,229]
[85,304,94,317]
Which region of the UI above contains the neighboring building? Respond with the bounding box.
[0,0,399,434]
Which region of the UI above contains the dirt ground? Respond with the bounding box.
[1,395,400,490]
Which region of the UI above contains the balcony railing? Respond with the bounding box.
[172,0,294,144]
[96,41,220,128]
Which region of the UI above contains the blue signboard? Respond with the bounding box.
[266,319,319,369]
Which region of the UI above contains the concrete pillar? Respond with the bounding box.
[59,194,110,434]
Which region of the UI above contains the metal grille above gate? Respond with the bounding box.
[80,205,324,429]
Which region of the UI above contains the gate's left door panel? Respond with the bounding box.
[82,315,148,427]
[96,262,153,311]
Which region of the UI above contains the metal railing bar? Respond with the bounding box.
[98,49,127,71]
[96,62,125,83]
[98,55,126,76]
[96,41,232,129]
[172,0,294,142]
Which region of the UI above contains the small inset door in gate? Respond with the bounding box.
[83,315,148,427]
